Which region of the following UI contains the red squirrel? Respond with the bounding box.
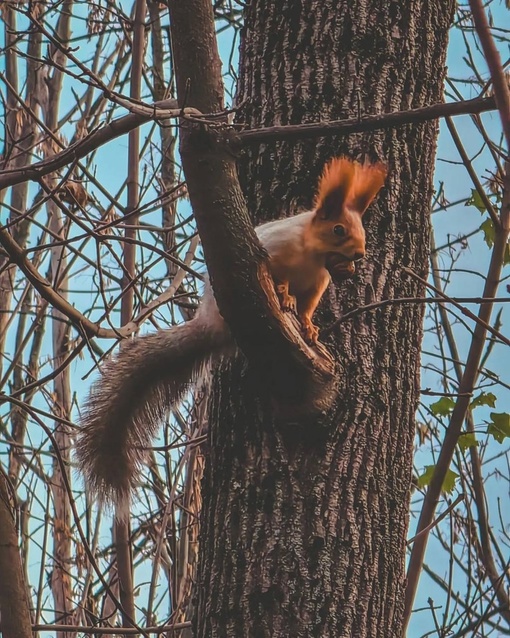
[76,157,387,512]
[260,157,387,342]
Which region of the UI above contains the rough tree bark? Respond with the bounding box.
[0,467,33,638]
[193,2,455,637]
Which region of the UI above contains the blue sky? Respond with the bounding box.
[1,1,509,633]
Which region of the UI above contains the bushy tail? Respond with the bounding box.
[76,317,228,512]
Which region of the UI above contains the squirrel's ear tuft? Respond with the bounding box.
[348,162,387,215]
[314,157,356,220]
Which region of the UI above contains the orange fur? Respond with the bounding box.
[348,161,388,214]
[314,157,387,218]
[259,156,388,343]
[314,157,356,217]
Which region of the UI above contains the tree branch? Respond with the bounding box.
[0,224,196,341]
[406,494,465,546]
[0,96,497,191]
[445,116,500,228]
[31,622,191,634]
[237,95,497,144]
[404,164,510,630]
[168,0,335,410]
[468,0,510,150]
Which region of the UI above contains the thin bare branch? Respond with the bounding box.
[468,0,510,149]
[404,163,510,629]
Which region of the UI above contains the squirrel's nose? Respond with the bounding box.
[353,252,365,261]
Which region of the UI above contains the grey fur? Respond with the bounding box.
[76,303,230,512]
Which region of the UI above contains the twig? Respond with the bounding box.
[125,236,200,331]
[445,116,500,227]
[5,395,150,637]
[0,224,199,341]
[402,268,510,347]
[323,293,510,344]
[407,494,465,546]
[31,622,191,634]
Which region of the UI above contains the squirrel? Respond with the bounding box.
[76,157,387,512]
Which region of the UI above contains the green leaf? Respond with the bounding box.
[416,465,459,494]
[458,433,478,451]
[430,397,455,416]
[416,465,435,489]
[466,189,486,213]
[470,392,497,409]
[480,218,495,248]
[487,412,510,443]
[504,243,510,266]
[442,468,460,494]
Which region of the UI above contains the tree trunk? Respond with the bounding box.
[0,467,33,638]
[194,1,455,636]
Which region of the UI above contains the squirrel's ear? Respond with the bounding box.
[314,157,356,220]
[348,162,387,216]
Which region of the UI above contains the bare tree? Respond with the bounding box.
[0,0,509,636]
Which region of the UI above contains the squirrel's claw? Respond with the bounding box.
[276,284,297,313]
[299,315,320,345]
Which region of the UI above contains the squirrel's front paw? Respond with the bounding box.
[276,284,297,313]
[299,316,319,344]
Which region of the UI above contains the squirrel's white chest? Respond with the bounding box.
[255,212,328,294]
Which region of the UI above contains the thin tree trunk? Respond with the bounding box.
[114,0,147,630]
[0,467,33,638]
[48,219,74,637]
[194,1,455,636]
[0,2,43,374]
[45,4,76,635]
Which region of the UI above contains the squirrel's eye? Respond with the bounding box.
[333,224,346,237]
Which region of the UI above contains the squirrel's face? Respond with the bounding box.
[310,157,387,266]
[309,206,366,262]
